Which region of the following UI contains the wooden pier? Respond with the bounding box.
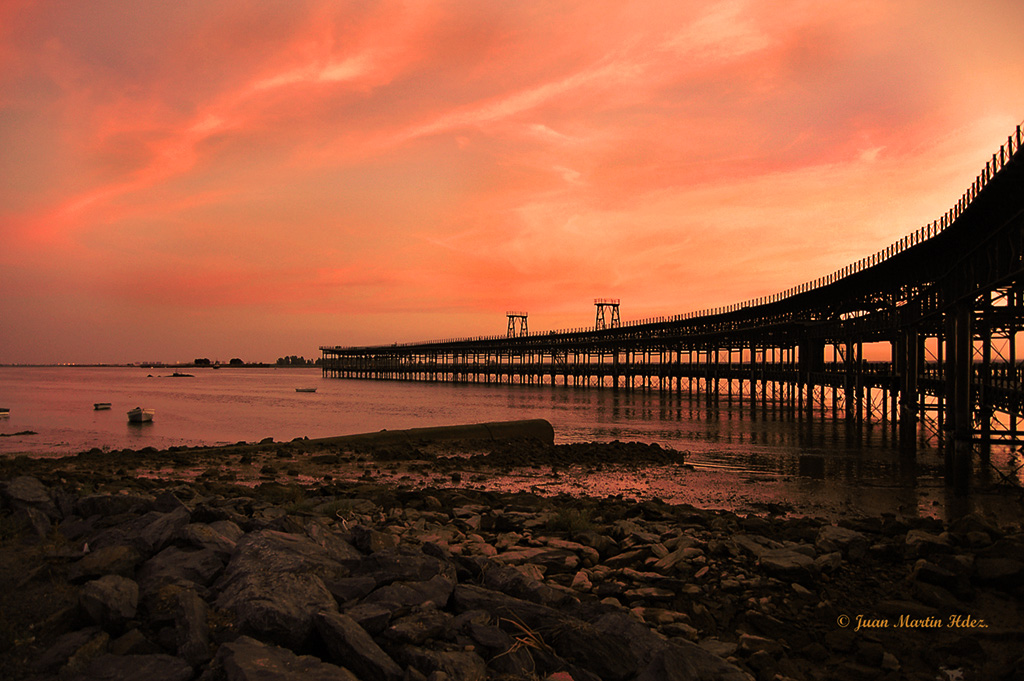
[323,123,1024,493]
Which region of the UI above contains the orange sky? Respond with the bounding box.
[2,1,1023,364]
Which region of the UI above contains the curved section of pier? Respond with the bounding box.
[323,122,1024,493]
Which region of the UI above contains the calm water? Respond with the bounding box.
[0,366,1015,520]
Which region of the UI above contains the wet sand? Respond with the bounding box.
[19,429,1017,525]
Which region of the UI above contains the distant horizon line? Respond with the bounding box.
[0,361,322,369]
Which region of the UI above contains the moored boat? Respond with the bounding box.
[127,407,155,423]
[94,402,112,410]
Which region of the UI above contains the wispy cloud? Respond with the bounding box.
[1,0,1022,362]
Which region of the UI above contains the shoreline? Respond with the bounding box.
[2,425,1017,526]
[1,434,1023,680]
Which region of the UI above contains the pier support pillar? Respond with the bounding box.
[843,341,856,421]
[799,339,824,419]
[978,307,993,468]
[949,303,973,495]
[898,330,920,453]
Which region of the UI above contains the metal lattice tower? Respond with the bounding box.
[594,299,620,330]
[506,311,528,337]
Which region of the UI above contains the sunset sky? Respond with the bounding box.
[2,1,1023,364]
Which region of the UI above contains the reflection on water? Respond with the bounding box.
[0,366,1019,521]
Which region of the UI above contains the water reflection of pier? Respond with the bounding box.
[323,123,1024,494]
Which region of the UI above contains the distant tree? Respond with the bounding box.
[194,358,212,366]
[276,355,315,366]
[229,358,244,366]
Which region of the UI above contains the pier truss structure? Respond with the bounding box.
[594,299,621,330]
[506,312,528,338]
[323,123,1024,492]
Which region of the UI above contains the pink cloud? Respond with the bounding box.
[1,1,1023,362]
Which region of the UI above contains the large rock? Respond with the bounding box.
[389,645,488,681]
[183,521,242,557]
[349,525,401,553]
[1,475,58,518]
[342,602,393,634]
[653,546,701,573]
[110,628,162,656]
[305,521,363,566]
[137,546,225,594]
[494,545,581,574]
[594,610,751,681]
[32,626,106,674]
[69,545,143,583]
[324,575,377,604]
[574,530,619,558]
[315,611,404,681]
[355,546,455,586]
[816,525,868,560]
[80,575,139,628]
[758,548,816,582]
[215,530,346,648]
[77,493,154,519]
[382,607,454,646]
[363,573,455,610]
[544,537,600,566]
[478,562,575,607]
[603,548,650,569]
[731,534,784,559]
[464,619,537,677]
[175,588,211,666]
[121,507,192,554]
[905,529,952,558]
[452,584,638,681]
[15,505,53,541]
[215,635,360,681]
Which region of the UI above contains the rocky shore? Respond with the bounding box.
[1,437,1022,681]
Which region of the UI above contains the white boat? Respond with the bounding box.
[127,407,155,423]
[94,402,112,410]
[295,388,317,393]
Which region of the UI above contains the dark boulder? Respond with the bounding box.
[2,475,59,518]
[214,635,360,681]
[315,610,404,681]
[362,573,455,610]
[80,575,139,629]
[389,645,488,681]
[138,546,225,595]
[175,588,211,667]
[215,530,346,649]
[69,545,143,583]
[355,546,455,587]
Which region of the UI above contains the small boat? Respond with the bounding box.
[0,408,9,417]
[94,403,112,410]
[295,388,317,393]
[127,407,155,423]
